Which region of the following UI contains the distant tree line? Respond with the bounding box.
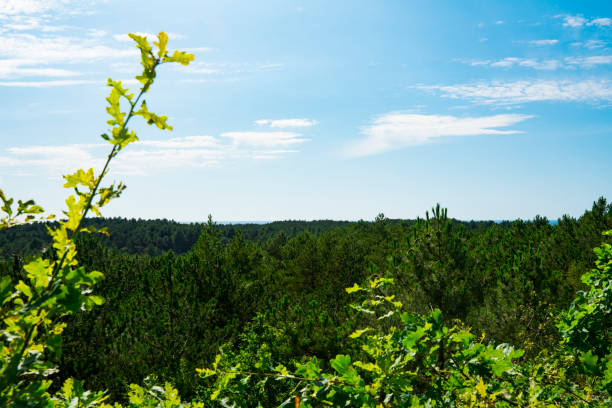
[0,216,502,258]
[1,197,609,402]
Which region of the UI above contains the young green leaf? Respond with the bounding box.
[155,31,169,58]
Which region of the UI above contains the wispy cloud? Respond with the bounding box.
[584,40,608,49]
[572,40,608,50]
[0,2,261,87]
[564,55,612,68]
[183,61,284,77]
[462,55,612,70]
[254,118,318,128]
[0,0,67,15]
[466,57,562,70]
[3,0,106,17]
[0,2,166,86]
[87,28,106,38]
[0,59,81,79]
[0,29,137,84]
[588,18,612,27]
[221,131,309,147]
[529,39,558,46]
[183,63,222,75]
[139,136,218,149]
[558,14,611,28]
[346,113,532,157]
[116,145,225,173]
[0,131,309,176]
[496,58,561,70]
[0,33,136,65]
[0,79,97,87]
[112,32,186,43]
[1,143,105,175]
[418,79,612,105]
[561,15,587,27]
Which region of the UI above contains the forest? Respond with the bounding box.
[1,199,611,406]
[1,32,610,407]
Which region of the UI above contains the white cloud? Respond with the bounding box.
[0,79,97,87]
[3,17,42,31]
[560,15,587,27]
[517,59,563,70]
[0,132,310,176]
[254,118,318,128]
[464,54,612,70]
[252,149,299,155]
[418,79,612,105]
[87,28,106,38]
[1,144,105,175]
[564,55,612,67]
[112,32,186,43]
[110,62,139,74]
[0,59,81,79]
[182,61,283,78]
[116,147,225,174]
[469,57,562,70]
[182,47,213,53]
[0,0,99,21]
[0,18,71,33]
[468,60,490,66]
[489,58,519,67]
[573,40,608,49]
[588,18,612,27]
[0,31,137,83]
[0,3,173,85]
[346,113,532,157]
[0,142,226,176]
[0,5,250,86]
[221,131,309,147]
[0,33,136,63]
[139,136,218,149]
[251,149,299,160]
[0,0,63,15]
[529,39,558,46]
[585,40,607,49]
[184,66,221,75]
[558,14,612,28]
[178,78,240,84]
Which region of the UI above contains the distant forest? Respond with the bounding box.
[0,215,503,258]
[1,197,610,403]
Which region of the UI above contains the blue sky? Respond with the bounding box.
[0,0,611,222]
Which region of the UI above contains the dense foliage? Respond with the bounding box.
[0,32,610,407]
[203,236,612,406]
[0,218,358,258]
[5,199,590,401]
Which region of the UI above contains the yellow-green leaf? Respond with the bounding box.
[63,168,95,189]
[162,50,194,65]
[107,78,134,101]
[23,258,51,292]
[346,283,363,294]
[349,328,370,338]
[128,33,152,53]
[155,32,169,58]
[475,379,487,398]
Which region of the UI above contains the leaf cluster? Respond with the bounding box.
[0,32,194,407]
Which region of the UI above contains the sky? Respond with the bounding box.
[0,0,611,222]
